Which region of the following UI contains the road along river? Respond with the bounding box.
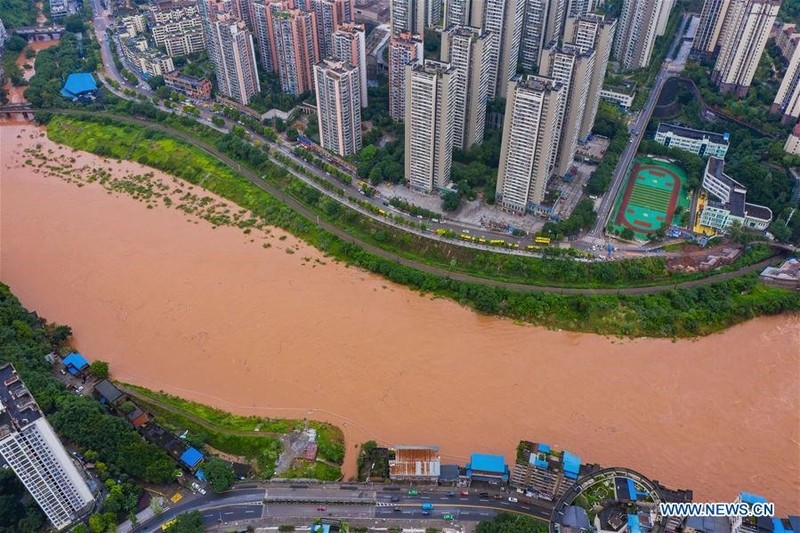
[1,124,798,512]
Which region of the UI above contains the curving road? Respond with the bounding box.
[30,108,783,296]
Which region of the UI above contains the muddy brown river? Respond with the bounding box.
[1,125,798,511]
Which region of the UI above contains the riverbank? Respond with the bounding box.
[1,123,798,511]
[38,114,800,338]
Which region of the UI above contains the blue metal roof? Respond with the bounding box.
[310,525,330,533]
[562,451,580,479]
[61,72,98,98]
[740,492,767,505]
[63,352,89,374]
[627,514,642,533]
[180,447,204,468]
[469,453,506,473]
[537,443,551,453]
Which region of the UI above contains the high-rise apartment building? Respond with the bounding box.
[711,0,780,97]
[495,75,565,212]
[269,3,320,94]
[520,0,568,72]
[314,59,363,156]
[566,0,597,16]
[210,11,262,104]
[251,0,279,72]
[613,0,669,69]
[441,26,493,150]
[539,43,595,176]
[771,36,800,124]
[445,0,484,27]
[693,0,731,54]
[563,13,616,140]
[654,0,675,35]
[404,60,458,192]
[482,0,525,98]
[390,0,438,34]
[332,23,368,106]
[0,364,95,531]
[388,33,423,120]
[150,2,206,57]
[309,0,354,58]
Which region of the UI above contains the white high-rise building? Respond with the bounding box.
[0,364,95,531]
[315,59,363,156]
[693,0,731,54]
[539,43,595,176]
[404,60,458,192]
[496,75,565,212]
[520,0,568,71]
[482,0,525,98]
[388,33,423,121]
[332,23,368,106]
[712,0,780,97]
[441,26,494,150]
[613,0,669,69]
[445,0,484,27]
[199,0,261,104]
[772,38,800,124]
[390,0,439,34]
[563,13,616,140]
[309,0,354,58]
[566,0,596,16]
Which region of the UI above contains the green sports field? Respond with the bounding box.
[609,157,690,241]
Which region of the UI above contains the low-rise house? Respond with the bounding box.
[760,258,800,289]
[389,445,441,483]
[465,453,509,484]
[93,379,125,406]
[62,352,89,375]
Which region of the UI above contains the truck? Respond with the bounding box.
[421,503,433,514]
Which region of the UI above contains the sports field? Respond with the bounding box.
[610,157,690,240]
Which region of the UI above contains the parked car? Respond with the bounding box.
[508,497,518,503]
[390,496,400,502]
[446,492,455,497]
[443,514,454,520]
[460,491,469,496]
[75,386,84,394]
[317,506,326,511]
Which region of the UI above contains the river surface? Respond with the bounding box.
[1,125,798,512]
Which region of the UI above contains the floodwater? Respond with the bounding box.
[1,125,798,512]
[1,40,60,104]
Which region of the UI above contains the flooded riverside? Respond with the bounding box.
[1,124,798,511]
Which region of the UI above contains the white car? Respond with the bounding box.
[508,497,518,503]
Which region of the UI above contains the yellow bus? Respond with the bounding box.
[478,238,487,244]
[526,245,541,252]
[436,229,447,236]
[489,239,505,246]
[459,234,473,241]
[534,236,551,245]
[162,519,177,531]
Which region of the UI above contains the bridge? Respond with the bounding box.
[0,104,35,121]
[13,25,65,42]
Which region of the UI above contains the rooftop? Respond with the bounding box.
[60,73,98,98]
[63,352,90,375]
[745,203,773,221]
[180,446,204,468]
[657,123,729,145]
[0,363,43,441]
[390,446,441,477]
[94,379,124,404]
[469,453,506,473]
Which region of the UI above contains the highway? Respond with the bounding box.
[133,484,554,532]
[591,13,692,238]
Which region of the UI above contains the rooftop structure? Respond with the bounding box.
[163,71,213,100]
[180,446,205,469]
[62,352,90,375]
[699,157,772,232]
[389,445,441,481]
[654,123,730,158]
[784,123,800,155]
[466,452,509,482]
[93,379,125,405]
[761,257,800,286]
[600,84,636,108]
[60,73,98,101]
[0,364,95,530]
[511,441,587,501]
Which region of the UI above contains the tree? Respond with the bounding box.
[203,458,236,492]
[88,360,110,379]
[64,14,86,33]
[6,35,27,53]
[441,191,461,212]
[147,76,165,90]
[88,514,107,533]
[170,511,204,533]
[476,512,547,533]
[621,227,635,240]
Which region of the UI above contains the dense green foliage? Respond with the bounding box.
[169,511,204,533]
[203,458,236,492]
[43,116,800,337]
[543,198,598,238]
[0,0,36,27]
[25,33,99,108]
[0,469,45,532]
[586,103,629,195]
[476,512,547,533]
[638,140,704,190]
